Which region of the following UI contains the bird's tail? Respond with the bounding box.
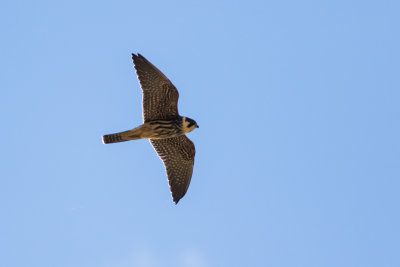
[102,133,127,144]
[102,128,143,144]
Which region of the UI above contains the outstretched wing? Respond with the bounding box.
[150,135,196,204]
[132,53,179,122]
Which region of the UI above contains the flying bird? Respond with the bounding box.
[102,54,199,204]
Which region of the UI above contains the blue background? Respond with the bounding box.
[1,0,399,266]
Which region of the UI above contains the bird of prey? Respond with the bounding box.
[102,53,199,204]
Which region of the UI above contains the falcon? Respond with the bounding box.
[102,53,199,204]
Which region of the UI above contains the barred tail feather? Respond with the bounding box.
[102,133,127,144]
[102,128,144,144]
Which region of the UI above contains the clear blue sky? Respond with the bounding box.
[1,0,399,266]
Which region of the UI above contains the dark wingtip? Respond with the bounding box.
[173,197,180,204]
[172,191,186,204]
[132,53,147,65]
[131,53,142,69]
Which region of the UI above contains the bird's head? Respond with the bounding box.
[183,117,199,133]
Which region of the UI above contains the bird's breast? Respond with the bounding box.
[144,119,183,139]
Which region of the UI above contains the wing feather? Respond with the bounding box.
[132,54,179,121]
[150,135,195,203]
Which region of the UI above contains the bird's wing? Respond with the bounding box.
[132,53,179,122]
[150,135,195,204]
